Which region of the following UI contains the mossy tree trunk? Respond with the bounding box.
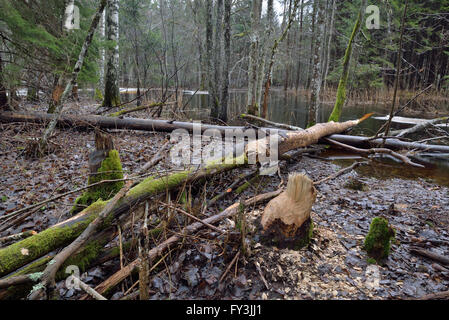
[327,0,366,122]
[71,131,124,214]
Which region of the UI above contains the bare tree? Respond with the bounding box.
[103,0,121,109]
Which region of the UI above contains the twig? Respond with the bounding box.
[409,247,449,266]
[0,230,37,245]
[219,250,240,283]
[314,161,368,185]
[255,261,269,290]
[72,276,107,300]
[158,202,225,234]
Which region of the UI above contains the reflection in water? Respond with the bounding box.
[320,149,449,188]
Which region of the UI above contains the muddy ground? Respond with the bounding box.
[0,101,448,300]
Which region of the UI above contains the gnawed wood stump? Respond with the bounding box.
[260,173,317,250]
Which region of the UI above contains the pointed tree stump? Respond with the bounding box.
[260,173,317,250]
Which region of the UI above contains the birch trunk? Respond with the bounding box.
[103,0,121,109]
[99,9,106,92]
[308,0,325,126]
[246,0,262,115]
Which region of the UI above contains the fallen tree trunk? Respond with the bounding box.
[0,115,370,279]
[0,111,282,135]
[325,134,449,153]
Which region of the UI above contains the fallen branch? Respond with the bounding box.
[72,276,107,300]
[240,113,303,131]
[313,161,368,185]
[108,101,177,117]
[28,182,132,300]
[324,138,425,168]
[0,231,37,246]
[393,116,448,138]
[410,247,449,266]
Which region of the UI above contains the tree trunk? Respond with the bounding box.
[220,0,231,122]
[262,0,300,118]
[255,0,274,111]
[294,0,304,91]
[327,0,365,122]
[103,0,121,109]
[323,0,336,90]
[99,9,106,92]
[246,0,262,115]
[211,0,224,119]
[308,0,325,126]
[205,0,213,114]
[0,54,8,111]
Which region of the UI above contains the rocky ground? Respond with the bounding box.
[1,100,448,300]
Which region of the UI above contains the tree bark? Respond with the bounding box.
[308,0,325,126]
[327,0,366,122]
[247,0,262,115]
[103,0,121,109]
[220,0,232,122]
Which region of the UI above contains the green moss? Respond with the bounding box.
[94,88,104,102]
[0,200,106,277]
[328,8,362,123]
[71,150,124,215]
[293,220,314,250]
[363,217,395,264]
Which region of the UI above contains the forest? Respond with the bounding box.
[0,0,448,302]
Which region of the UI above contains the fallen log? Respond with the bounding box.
[0,111,282,135]
[325,134,449,153]
[0,115,370,282]
[108,101,176,117]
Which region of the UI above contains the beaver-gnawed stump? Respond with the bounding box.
[260,173,317,250]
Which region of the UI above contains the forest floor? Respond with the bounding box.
[0,100,448,300]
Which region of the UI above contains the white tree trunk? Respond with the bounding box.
[103,0,121,108]
[308,0,325,125]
